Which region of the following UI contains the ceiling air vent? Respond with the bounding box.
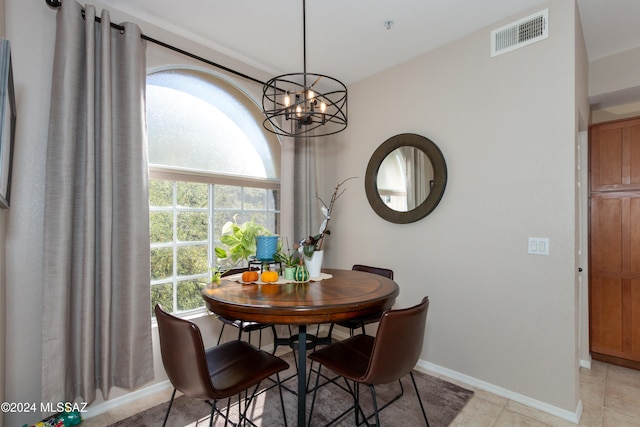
[491,9,548,57]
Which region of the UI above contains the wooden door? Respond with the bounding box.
[590,117,640,192]
[590,117,640,368]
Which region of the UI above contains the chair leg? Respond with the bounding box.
[306,324,344,394]
[306,360,315,392]
[306,360,346,395]
[224,397,231,427]
[239,391,246,421]
[217,322,227,345]
[236,324,243,341]
[393,378,405,402]
[410,372,430,427]
[209,400,217,427]
[204,398,239,427]
[326,322,335,341]
[308,364,322,427]
[270,325,278,354]
[276,373,289,427]
[239,379,285,427]
[240,385,256,426]
[309,365,354,426]
[353,381,374,427]
[162,388,177,427]
[368,385,381,427]
[354,382,360,425]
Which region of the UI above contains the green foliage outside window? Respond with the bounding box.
[150,179,211,316]
[150,178,279,316]
[177,280,209,311]
[150,211,173,243]
[177,211,208,241]
[177,181,208,208]
[177,245,208,276]
[151,283,173,313]
[214,185,241,209]
[150,179,173,206]
[151,247,173,280]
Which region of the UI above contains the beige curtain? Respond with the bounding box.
[280,134,320,246]
[41,0,153,404]
[293,136,320,243]
[402,146,432,210]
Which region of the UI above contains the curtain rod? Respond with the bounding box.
[44,0,267,86]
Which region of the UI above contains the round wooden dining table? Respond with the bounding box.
[201,268,399,426]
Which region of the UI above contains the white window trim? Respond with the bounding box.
[150,165,280,190]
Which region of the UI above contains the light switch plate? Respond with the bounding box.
[528,237,549,255]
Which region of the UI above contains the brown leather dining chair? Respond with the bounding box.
[336,264,394,335]
[308,264,395,392]
[216,268,279,351]
[308,297,430,427]
[154,304,290,427]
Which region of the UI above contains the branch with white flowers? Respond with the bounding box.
[297,177,357,257]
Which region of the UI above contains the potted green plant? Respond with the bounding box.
[275,238,301,280]
[214,215,274,270]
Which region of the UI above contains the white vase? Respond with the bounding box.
[304,250,324,278]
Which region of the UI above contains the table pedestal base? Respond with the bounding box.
[273,325,334,426]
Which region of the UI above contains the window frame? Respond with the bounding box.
[147,66,281,317]
[146,65,282,180]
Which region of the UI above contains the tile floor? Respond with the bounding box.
[81,359,640,426]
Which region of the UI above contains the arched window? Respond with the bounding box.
[147,68,280,315]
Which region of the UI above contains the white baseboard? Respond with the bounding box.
[580,356,592,370]
[83,380,173,419]
[415,359,582,425]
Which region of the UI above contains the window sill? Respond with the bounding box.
[152,307,214,328]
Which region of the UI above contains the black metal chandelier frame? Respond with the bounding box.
[262,0,348,138]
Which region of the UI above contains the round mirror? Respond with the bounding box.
[365,133,447,224]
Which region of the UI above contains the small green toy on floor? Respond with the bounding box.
[22,410,82,427]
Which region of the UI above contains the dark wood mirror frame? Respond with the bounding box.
[365,133,447,224]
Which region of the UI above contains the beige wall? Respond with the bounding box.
[590,47,640,99]
[591,99,640,124]
[3,2,53,426]
[324,0,581,415]
[589,47,640,123]
[0,0,5,34]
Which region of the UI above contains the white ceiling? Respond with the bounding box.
[103,0,640,86]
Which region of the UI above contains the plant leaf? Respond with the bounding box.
[214,247,227,259]
[303,245,315,258]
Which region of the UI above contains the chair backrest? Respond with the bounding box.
[155,304,216,399]
[352,264,394,280]
[222,267,249,277]
[362,297,429,385]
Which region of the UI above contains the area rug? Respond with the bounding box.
[108,352,473,426]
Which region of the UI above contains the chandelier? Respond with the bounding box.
[262,0,347,138]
